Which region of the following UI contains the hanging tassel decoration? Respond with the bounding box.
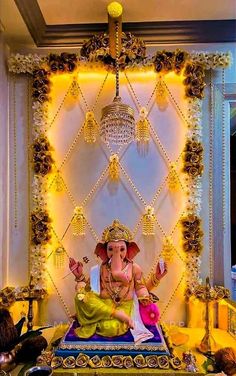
[51,171,64,193]
[136,107,150,143]
[167,163,180,191]
[161,236,175,262]
[69,75,80,99]
[84,111,97,143]
[142,206,156,235]
[156,75,168,110]
[109,154,120,181]
[54,246,66,268]
[71,206,86,236]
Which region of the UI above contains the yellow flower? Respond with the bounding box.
[107,2,123,18]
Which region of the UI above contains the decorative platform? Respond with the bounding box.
[52,321,183,370]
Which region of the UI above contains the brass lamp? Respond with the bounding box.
[100,2,135,145]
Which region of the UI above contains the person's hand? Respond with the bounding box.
[69,257,83,279]
[155,261,167,280]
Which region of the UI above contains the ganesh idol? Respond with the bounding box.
[69,219,167,343]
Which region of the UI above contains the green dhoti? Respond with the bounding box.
[75,291,133,338]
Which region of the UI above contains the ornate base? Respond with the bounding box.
[197,331,219,356]
[52,321,182,370]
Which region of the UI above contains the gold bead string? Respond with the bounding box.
[77,72,109,112]
[84,218,100,243]
[59,124,85,170]
[132,216,143,237]
[124,72,158,113]
[159,272,185,319]
[125,72,186,189]
[222,68,226,231]
[81,165,109,207]
[209,69,214,282]
[46,269,72,320]
[48,80,73,130]
[27,77,32,277]
[12,76,18,229]
[119,163,147,206]
[162,80,191,129]
[150,174,170,207]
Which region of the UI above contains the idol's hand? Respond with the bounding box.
[155,261,167,280]
[69,257,83,279]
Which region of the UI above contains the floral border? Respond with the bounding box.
[7,45,231,290]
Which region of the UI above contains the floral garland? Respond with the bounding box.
[32,135,54,176]
[38,352,182,370]
[183,138,203,178]
[80,31,146,70]
[8,49,231,290]
[0,285,46,307]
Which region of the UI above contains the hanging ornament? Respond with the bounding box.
[84,111,97,143]
[51,171,64,192]
[54,246,66,268]
[142,206,156,235]
[71,206,86,236]
[161,236,175,262]
[156,75,168,109]
[69,75,80,99]
[109,154,119,181]
[136,107,150,143]
[167,163,180,191]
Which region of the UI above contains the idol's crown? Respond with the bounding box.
[102,219,133,243]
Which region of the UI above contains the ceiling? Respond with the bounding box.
[0,0,236,49]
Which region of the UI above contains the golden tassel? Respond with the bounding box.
[167,163,180,191]
[71,206,86,236]
[161,236,175,262]
[136,107,150,143]
[51,171,64,193]
[84,111,97,143]
[156,76,168,110]
[142,206,156,235]
[70,75,80,99]
[54,246,66,269]
[109,154,119,181]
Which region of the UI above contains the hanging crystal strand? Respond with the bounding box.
[54,246,66,268]
[167,163,179,191]
[136,107,150,143]
[51,171,64,192]
[142,206,156,235]
[109,154,120,181]
[161,236,175,262]
[71,206,86,236]
[84,111,97,143]
[156,75,168,110]
[69,75,80,99]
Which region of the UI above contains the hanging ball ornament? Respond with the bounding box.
[107,2,123,18]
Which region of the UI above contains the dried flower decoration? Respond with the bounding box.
[31,209,52,246]
[183,138,203,178]
[32,69,51,103]
[80,32,146,70]
[185,282,230,302]
[183,62,206,99]
[181,214,203,255]
[48,53,78,74]
[153,49,189,75]
[32,135,54,177]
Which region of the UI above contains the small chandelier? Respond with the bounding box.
[100,3,135,145]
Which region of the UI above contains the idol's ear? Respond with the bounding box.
[127,242,140,260]
[94,243,108,262]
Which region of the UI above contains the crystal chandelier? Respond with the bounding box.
[100,6,135,145]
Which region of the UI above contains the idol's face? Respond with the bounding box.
[107,240,127,260]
